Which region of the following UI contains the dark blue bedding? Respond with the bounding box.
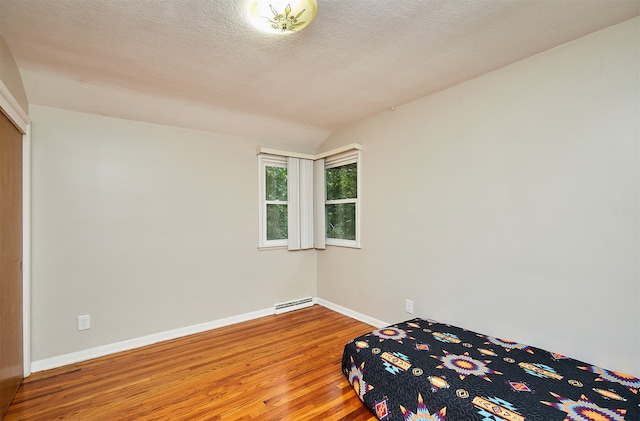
[342,318,639,420]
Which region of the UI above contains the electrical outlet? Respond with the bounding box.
[78,314,91,331]
[405,299,414,314]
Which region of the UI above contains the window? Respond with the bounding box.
[258,154,288,248]
[324,150,360,247]
[257,144,361,250]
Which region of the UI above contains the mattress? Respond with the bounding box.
[342,318,639,420]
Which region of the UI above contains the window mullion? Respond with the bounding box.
[326,198,356,205]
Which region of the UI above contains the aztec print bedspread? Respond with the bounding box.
[342,318,639,421]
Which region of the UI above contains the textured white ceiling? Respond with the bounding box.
[1,0,638,150]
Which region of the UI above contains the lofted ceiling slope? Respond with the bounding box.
[0,0,638,150]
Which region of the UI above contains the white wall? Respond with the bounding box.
[30,105,316,361]
[317,18,639,377]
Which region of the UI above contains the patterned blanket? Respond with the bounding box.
[342,318,639,420]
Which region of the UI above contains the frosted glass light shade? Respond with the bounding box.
[247,0,317,34]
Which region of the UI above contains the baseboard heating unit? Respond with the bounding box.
[274,297,314,314]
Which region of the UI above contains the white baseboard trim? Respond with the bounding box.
[316,298,389,328]
[31,299,386,373]
[30,307,274,373]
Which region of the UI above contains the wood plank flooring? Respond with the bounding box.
[4,305,377,420]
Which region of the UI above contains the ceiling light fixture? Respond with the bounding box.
[247,0,317,34]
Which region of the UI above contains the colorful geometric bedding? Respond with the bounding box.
[342,318,639,420]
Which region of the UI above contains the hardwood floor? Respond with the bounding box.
[4,305,378,420]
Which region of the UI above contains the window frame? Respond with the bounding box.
[324,150,361,248]
[258,154,288,249]
[256,143,362,250]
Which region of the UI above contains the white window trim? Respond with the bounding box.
[324,149,361,248]
[258,154,288,249]
[257,143,361,160]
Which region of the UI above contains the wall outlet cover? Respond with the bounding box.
[78,314,91,331]
[405,299,414,314]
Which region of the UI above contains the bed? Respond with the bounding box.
[342,317,639,420]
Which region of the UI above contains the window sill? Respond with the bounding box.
[325,242,361,249]
[258,245,288,251]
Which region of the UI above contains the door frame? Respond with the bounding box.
[0,79,31,377]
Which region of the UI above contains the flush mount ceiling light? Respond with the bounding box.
[247,0,317,34]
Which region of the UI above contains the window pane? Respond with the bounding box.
[326,203,356,240]
[266,204,288,240]
[265,166,287,201]
[326,163,357,200]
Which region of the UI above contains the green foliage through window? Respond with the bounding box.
[326,163,357,200]
[326,161,357,241]
[266,204,288,240]
[326,203,356,240]
[265,166,287,201]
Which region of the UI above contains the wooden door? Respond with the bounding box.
[0,110,23,417]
